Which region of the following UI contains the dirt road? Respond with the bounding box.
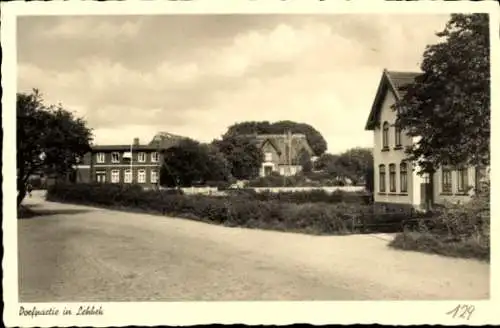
[18,191,489,301]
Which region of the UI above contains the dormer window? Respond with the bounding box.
[382,121,390,150]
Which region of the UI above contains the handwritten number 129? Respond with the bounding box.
[446,304,475,320]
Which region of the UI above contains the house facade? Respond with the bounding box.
[74,133,185,188]
[252,133,315,177]
[365,69,486,211]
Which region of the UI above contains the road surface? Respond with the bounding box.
[18,190,489,301]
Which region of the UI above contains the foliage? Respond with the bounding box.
[46,183,421,235]
[390,178,490,261]
[160,139,232,187]
[314,153,339,171]
[313,148,373,186]
[394,14,490,172]
[333,147,373,185]
[243,189,372,205]
[212,135,263,180]
[297,149,313,174]
[223,120,328,156]
[17,89,93,206]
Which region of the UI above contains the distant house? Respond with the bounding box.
[250,132,315,177]
[74,132,185,188]
[365,69,488,211]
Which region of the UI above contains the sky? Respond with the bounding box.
[17,14,450,154]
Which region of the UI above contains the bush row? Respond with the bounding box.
[246,174,349,188]
[389,187,490,261]
[225,189,372,205]
[46,183,421,235]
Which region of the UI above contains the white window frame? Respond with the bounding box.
[124,169,132,183]
[264,152,272,162]
[138,169,146,183]
[151,152,159,163]
[96,152,105,163]
[151,170,158,184]
[111,152,121,163]
[111,170,120,183]
[138,152,146,163]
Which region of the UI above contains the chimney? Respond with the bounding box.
[133,138,140,146]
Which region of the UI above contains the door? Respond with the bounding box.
[264,166,273,176]
[419,173,434,211]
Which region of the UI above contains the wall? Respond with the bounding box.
[433,166,476,205]
[252,186,365,193]
[373,87,414,206]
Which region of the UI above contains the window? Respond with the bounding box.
[96,171,106,183]
[151,152,159,163]
[137,169,146,183]
[442,167,452,192]
[265,152,272,162]
[124,169,132,183]
[138,152,146,163]
[111,170,120,183]
[400,161,408,193]
[96,152,105,163]
[151,170,158,184]
[389,163,396,192]
[111,152,120,163]
[457,167,468,192]
[379,164,386,192]
[382,122,390,149]
[394,125,402,147]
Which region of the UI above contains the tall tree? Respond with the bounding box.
[394,14,490,172]
[160,139,232,187]
[212,136,263,180]
[17,89,93,206]
[223,120,328,156]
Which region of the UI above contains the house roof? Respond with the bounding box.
[365,69,421,131]
[148,132,187,149]
[91,144,158,151]
[253,133,313,165]
[91,132,187,152]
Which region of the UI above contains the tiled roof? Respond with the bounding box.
[385,70,421,98]
[365,69,421,130]
[148,132,187,149]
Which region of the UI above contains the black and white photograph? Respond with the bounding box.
[2,1,498,326]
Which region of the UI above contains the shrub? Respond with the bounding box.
[390,183,490,261]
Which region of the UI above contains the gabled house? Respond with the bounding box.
[365,69,487,211]
[74,132,185,188]
[251,132,315,177]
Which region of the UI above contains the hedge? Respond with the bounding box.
[46,183,421,235]
[389,185,490,261]
[229,189,372,205]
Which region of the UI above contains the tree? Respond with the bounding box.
[297,149,313,174]
[160,139,232,187]
[315,153,339,171]
[212,135,263,180]
[394,14,490,173]
[318,148,373,185]
[17,89,93,206]
[223,120,328,156]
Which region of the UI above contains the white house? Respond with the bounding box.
[365,69,487,212]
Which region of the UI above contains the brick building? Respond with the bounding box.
[75,133,185,188]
